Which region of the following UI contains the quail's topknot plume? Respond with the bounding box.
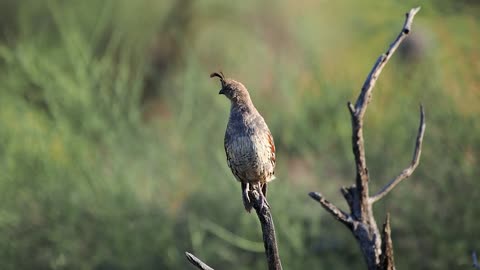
[211,71,276,212]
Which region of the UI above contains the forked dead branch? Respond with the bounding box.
[309,6,424,270]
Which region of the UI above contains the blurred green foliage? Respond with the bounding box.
[0,0,479,269]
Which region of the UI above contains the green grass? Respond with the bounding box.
[0,0,479,269]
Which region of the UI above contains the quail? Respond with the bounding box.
[211,72,276,212]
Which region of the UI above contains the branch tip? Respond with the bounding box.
[185,252,214,270]
[347,102,356,115]
[406,7,421,19]
[420,103,425,118]
[308,191,322,200]
[412,6,421,14]
[384,213,391,228]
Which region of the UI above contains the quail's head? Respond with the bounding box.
[210,72,250,103]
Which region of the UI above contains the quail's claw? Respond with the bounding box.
[260,183,270,209]
[259,191,270,210]
[242,182,252,212]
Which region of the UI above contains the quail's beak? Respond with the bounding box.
[219,88,225,95]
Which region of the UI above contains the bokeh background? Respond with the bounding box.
[0,0,478,269]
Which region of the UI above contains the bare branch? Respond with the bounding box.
[354,6,421,118]
[380,214,395,270]
[370,105,426,203]
[250,188,283,270]
[309,192,353,229]
[473,251,480,270]
[185,252,214,270]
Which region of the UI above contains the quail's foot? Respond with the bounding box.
[242,182,253,212]
[259,190,271,210]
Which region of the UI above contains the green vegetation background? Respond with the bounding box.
[0,0,478,269]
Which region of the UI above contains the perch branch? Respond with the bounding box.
[370,105,426,203]
[309,192,353,229]
[380,214,395,270]
[250,187,283,270]
[185,252,214,270]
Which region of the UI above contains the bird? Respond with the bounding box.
[211,71,276,212]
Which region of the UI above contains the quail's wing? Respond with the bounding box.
[224,130,244,182]
[254,114,275,169]
[252,114,276,179]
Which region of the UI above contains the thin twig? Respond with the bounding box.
[250,187,283,270]
[309,192,353,229]
[185,252,214,270]
[370,105,426,203]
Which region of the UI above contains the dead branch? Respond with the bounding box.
[185,252,214,270]
[310,7,423,270]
